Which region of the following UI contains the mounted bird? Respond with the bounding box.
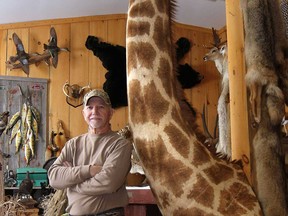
[18,171,37,207]
[18,171,33,196]
[43,27,70,68]
[6,33,30,74]
[6,28,70,74]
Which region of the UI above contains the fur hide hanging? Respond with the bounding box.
[241,0,288,214]
[85,36,203,108]
[85,36,127,109]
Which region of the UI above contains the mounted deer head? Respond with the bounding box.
[62,81,91,108]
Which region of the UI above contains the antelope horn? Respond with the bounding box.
[212,27,221,48]
[62,81,71,98]
[213,114,219,138]
[201,104,213,139]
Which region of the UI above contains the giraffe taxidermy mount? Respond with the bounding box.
[126,0,262,215]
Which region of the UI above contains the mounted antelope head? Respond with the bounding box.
[62,81,91,108]
[203,28,227,75]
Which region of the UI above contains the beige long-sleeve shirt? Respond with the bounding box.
[48,131,132,215]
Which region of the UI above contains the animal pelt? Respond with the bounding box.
[241,0,288,214]
[242,0,285,125]
[176,37,191,61]
[85,36,203,108]
[276,0,288,106]
[175,37,204,88]
[177,64,203,88]
[251,89,288,216]
[85,36,128,108]
[216,44,231,157]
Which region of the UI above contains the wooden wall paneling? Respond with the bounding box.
[0,15,127,31]
[189,30,212,132]
[49,24,70,140]
[29,26,50,79]
[6,28,29,77]
[69,22,90,137]
[107,19,128,131]
[0,30,7,75]
[174,27,204,129]
[107,19,126,46]
[191,31,219,131]
[89,20,108,89]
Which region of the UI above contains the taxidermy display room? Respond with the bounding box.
[0,0,288,215]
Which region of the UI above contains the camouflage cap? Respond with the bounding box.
[83,89,111,106]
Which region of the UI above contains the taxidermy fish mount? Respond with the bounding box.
[62,81,91,108]
[0,111,9,137]
[6,27,69,75]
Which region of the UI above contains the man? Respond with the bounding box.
[48,89,132,216]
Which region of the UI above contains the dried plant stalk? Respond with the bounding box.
[41,189,67,216]
[0,195,26,216]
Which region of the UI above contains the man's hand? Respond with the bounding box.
[89,165,102,176]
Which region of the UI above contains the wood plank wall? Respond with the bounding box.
[0,14,223,147]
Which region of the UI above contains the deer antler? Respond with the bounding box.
[62,81,71,98]
[79,83,91,94]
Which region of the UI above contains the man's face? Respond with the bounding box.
[82,97,113,132]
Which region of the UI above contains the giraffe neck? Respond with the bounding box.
[126,0,262,215]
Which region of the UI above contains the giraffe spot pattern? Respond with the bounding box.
[153,16,172,55]
[192,141,213,167]
[218,187,248,216]
[158,57,175,98]
[135,137,193,198]
[164,124,190,158]
[171,106,193,138]
[129,79,169,125]
[187,174,214,208]
[127,41,156,72]
[127,20,151,38]
[173,207,216,216]
[203,163,234,185]
[158,191,170,209]
[129,0,155,19]
[164,123,190,158]
[226,182,259,212]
